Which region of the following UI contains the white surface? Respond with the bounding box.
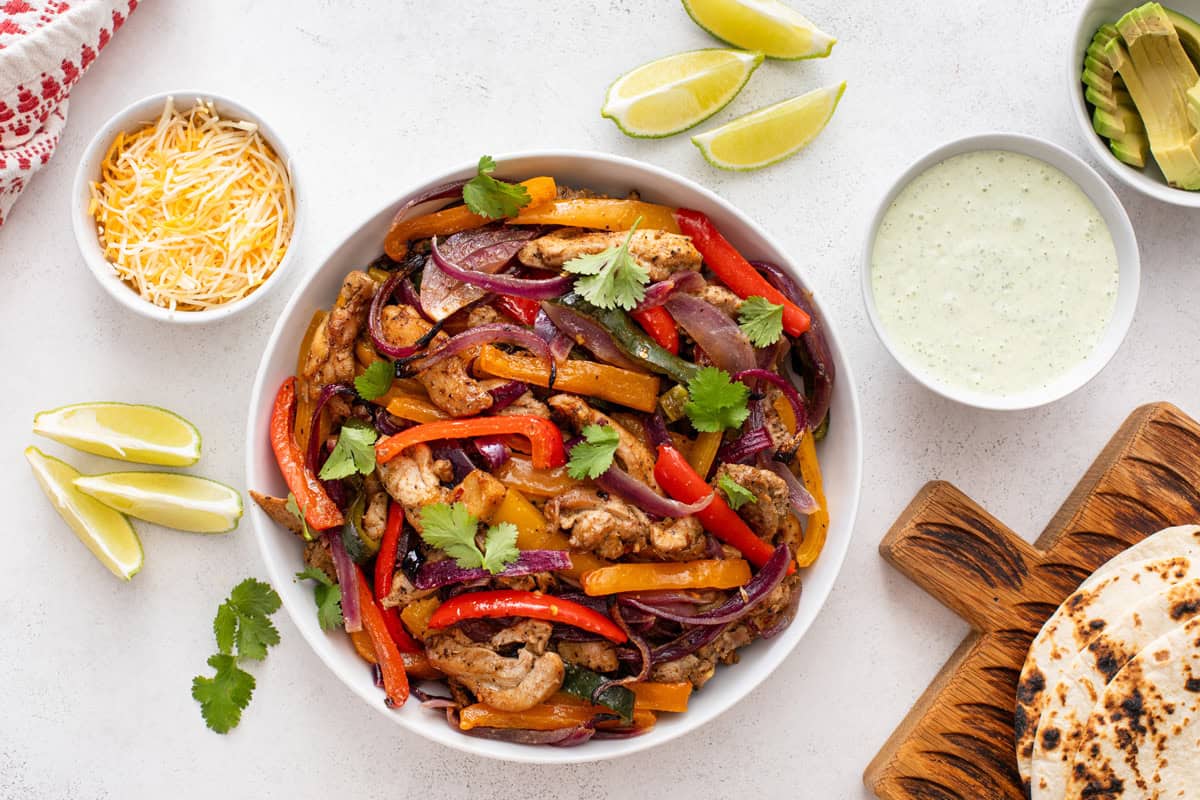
[244,151,862,764]
[862,132,1139,410]
[3,1,1198,797]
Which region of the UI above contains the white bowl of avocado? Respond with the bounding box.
[1071,0,1200,205]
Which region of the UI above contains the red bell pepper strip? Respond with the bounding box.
[375,502,421,653]
[674,209,811,337]
[495,294,540,326]
[630,306,679,354]
[653,443,791,573]
[356,565,410,708]
[269,377,344,531]
[427,590,628,644]
[376,416,567,469]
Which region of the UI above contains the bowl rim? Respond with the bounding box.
[860,131,1141,411]
[1067,1,1200,207]
[244,148,864,764]
[70,89,302,325]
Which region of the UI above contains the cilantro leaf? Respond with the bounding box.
[481,522,520,575]
[567,424,621,480]
[684,367,751,433]
[214,603,237,656]
[192,654,256,734]
[215,578,282,662]
[563,218,649,310]
[418,502,485,569]
[737,296,785,348]
[318,419,378,480]
[296,568,343,631]
[718,474,757,510]
[462,155,531,219]
[355,360,394,401]
[285,493,314,542]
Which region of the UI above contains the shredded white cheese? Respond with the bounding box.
[88,97,295,312]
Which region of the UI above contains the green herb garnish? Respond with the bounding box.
[318,419,377,480]
[354,360,394,401]
[684,366,751,433]
[418,502,520,575]
[737,295,785,348]
[563,217,649,310]
[566,423,621,480]
[463,155,532,219]
[296,568,343,631]
[718,474,757,510]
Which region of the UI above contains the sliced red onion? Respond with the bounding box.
[413,550,573,590]
[431,236,573,300]
[717,426,773,465]
[327,531,362,632]
[420,226,541,320]
[403,323,552,373]
[595,463,714,518]
[398,277,429,321]
[760,454,819,516]
[644,412,672,449]
[472,436,512,470]
[650,621,728,664]
[371,406,407,437]
[592,725,653,740]
[733,369,809,433]
[605,601,652,686]
[622,544,789,627]
[533,309,574,363]
[430,441,477,484]
[540,302,641,371]
[389,179,468,228]
[369,271,443,359]
[665,293,755,374]
[634,270,706,311]
[487,380,529,413]
[306,383,357,472]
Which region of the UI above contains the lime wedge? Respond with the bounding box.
[602,48,764,138]
[25,447,143,580]
[74,472,243,534]
[682,0,836,60]
[692,82,845,171]
[33,402,201,466]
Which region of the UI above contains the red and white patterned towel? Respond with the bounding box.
[0,0,135,226]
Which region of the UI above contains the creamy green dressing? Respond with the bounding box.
[870,150,1119,397]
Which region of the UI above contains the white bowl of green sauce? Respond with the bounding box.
[862,133,1140,411]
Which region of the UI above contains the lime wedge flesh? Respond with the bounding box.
[692,82,845,171]
[74,472,242,534]
[33,402,201,466]
[682,0,836,60]
[603,48,763,138]
[25,447,143,580]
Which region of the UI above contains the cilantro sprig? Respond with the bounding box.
[738,296,785,348]
[296,568,343,631]
[463,155,531,219]
[684,367,751,433]
[418,502,520,575]
[318,419,377,480]
[355,360,394,401]
[567,424,621,480]
[285,493,314,541]
[563,217,649,310]
[718,474,757,510]
[192,578,282,734]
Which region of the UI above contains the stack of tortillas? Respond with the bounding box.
[1015,525,1200,799]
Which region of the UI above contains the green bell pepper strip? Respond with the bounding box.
[559,662,635,723]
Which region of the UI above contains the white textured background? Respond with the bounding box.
[3,1,1198,797]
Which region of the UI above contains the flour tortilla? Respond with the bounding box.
[1064,616,1200,799]
[1030,578,1200,799]
[1015,523,1200,789]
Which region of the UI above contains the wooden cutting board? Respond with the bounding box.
[864,402,1200,800]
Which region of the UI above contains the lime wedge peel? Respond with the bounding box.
[74,472,243,534]
[682,0,836,61]
[692,81,846,171]
[33,402,202,467]
[25,447,143,580]
[602,48,764,138]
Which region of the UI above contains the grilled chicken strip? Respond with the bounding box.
[426,620,564,712]
[381,303,493,418]
[377,443,452,527]
[714,462,791,540]
[518,228,702,282]
[302,270,376,419]
[545,487,707,561]
[548,394,657,488]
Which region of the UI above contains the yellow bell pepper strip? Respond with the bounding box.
[510,197,680,233]
[270,377,343,531]
[385,392,450,423]
[349,628,378,664]
[687,431,723,479]
[629,681,692,713]
[293,309,328,448]
[489,489,608,580]
[494,453,577,498]
[376,416,567,469]
[384,176,557,259]
[355,565,409,708]
[580,558,751,596]
[428,590,629,644]
[399,596,441,642]
[793,430,829,568]
[476,344,661,412]
[674,208,811,336]
[458,702,657,732]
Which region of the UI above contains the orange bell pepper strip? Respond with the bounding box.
[653,443,789,572]
[488,489,608,580]
[629,682,692,713]
[348,628,444,680]
[427,590,628,644]
[458,702,657,732]
[476,344,661,413]
[384,176,557,259]
[399,596,441,642]
[269,377,343,531]
[793,430,829,568]
[293,309,328,447]
[630,306,679,354]
[674,208,811,336]
[494,453,576,498]
[686,431,723,479]
[375,503,421,653]
[376,416,566,469]
[355,566,409,708]
[580,559,751,596]
[510,197,679,233]
[385,392,450,423]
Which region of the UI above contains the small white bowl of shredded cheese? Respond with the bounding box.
[72,91,299,324]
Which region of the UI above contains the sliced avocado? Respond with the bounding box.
[1165,7,1200,66]
[1087,85,1135,112]
[1093,105,1147,137]
[1111,132,1151,167]
[1084,20,1146,164]
[1188,80,1200,130]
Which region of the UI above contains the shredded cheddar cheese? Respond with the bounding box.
[88,97,295,312]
